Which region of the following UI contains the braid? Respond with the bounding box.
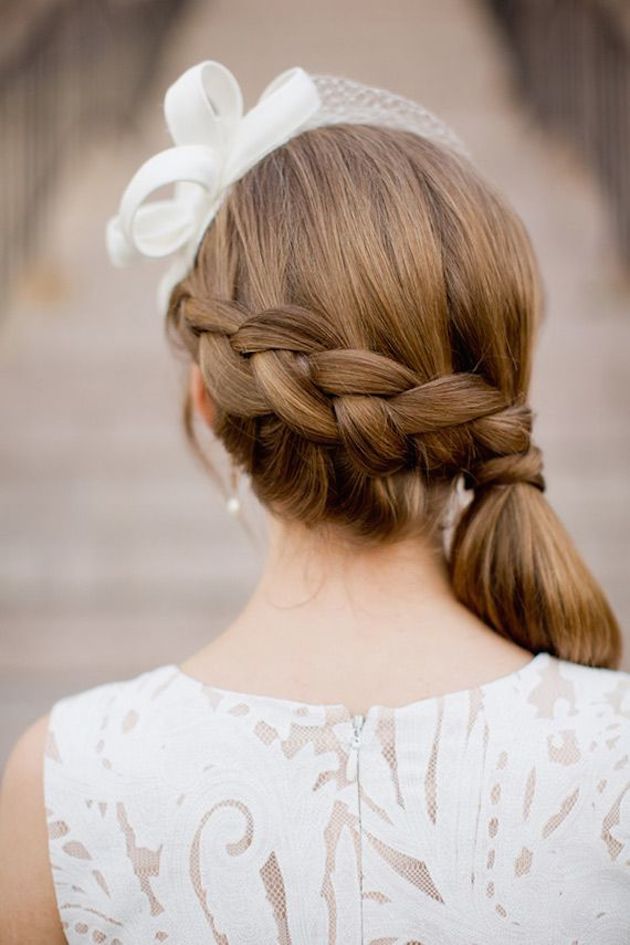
[181,295,540,485]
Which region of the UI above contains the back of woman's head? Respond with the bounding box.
[167,122,621,669]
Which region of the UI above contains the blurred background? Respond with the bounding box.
[2,0,630,766]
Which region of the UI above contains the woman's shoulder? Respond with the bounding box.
[0,663,178,944]
[1,666,180,927]
[519,654,630,789]
[520,653,630,740]
[539,653,630,712]
[46,662,178,769]
[1,662,175,799]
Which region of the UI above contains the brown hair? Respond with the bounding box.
[166,122,621,668]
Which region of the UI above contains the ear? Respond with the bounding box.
[189,363,216,428]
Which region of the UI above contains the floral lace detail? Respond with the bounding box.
[44,652,630,943]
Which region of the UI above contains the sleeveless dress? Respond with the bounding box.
[44,651,630,944]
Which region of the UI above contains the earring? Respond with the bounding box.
[226,463,241,516]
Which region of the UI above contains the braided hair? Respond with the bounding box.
[166,123,621,668]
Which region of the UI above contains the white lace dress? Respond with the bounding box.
[44,651,630,944]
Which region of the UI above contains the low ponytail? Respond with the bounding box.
[449,453,622,668]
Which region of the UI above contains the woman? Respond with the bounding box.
[1,60,628,944]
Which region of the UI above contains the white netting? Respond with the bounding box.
[303,74,471,159]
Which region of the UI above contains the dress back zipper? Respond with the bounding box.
[346,713,365,781]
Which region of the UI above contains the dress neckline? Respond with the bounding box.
[163,651,549,720]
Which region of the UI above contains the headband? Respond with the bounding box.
[106,60,468,314]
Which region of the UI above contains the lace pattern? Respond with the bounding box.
[44,652,630,943]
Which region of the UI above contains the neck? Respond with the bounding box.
[183,511,534,707]
[226,513,502,654]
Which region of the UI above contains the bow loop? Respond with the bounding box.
[106,60,321,311]
[164,61,243,150]
[107,144,221,261]
[225,67,321,182]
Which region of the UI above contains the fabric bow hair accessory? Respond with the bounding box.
[106,61,321,313]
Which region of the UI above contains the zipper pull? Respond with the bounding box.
[346,713,365,782]
[352,713,365,745]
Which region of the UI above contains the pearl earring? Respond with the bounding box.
[226,464,241,516]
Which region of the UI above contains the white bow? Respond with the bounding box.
[105,61,321,312]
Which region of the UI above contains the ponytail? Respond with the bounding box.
[449,476,622,668]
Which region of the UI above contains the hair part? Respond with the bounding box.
[166,123,621,669]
